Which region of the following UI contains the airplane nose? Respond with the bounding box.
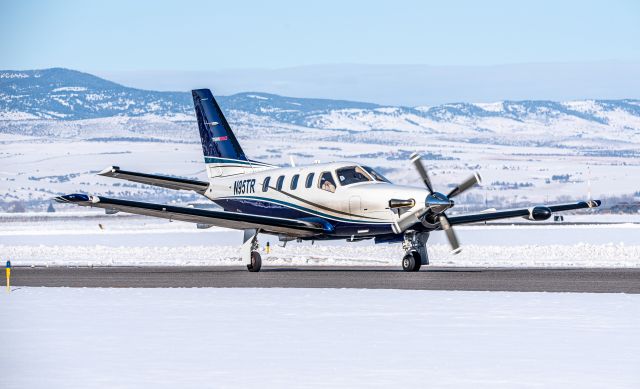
[424,192,455,215]
[425,192,453,207]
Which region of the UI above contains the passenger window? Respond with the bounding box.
[276,175,285,190]
[318,171,336,193]
[305,172,315,188]
[290,174,299,190]
[262,177,270,192]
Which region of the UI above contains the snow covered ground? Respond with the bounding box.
[2,287,639,388]
[1,213,639,268]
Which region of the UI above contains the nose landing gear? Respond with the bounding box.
[401,231,429,272]
[402,251,421,272]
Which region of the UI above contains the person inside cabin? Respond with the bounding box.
[319,171,336,193]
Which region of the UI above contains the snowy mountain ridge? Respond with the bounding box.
[2,69,639,210]
[1,68,639,129]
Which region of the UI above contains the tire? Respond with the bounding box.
[247,251,262,272]
[402,251,421,272]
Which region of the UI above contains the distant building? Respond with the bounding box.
[47,202,56,213]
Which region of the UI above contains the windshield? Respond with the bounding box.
[336,166,371,186]
[362,166,391,183]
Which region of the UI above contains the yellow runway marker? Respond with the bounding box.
[6,260,11,292]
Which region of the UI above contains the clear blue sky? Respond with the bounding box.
[1,0,639,71]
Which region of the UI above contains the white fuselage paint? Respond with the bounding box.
[203,161,431,228]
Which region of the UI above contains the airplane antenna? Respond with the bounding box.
[289,155,296,167]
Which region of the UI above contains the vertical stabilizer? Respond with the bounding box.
[192,89,272,178]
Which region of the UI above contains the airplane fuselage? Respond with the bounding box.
[204,161,431,240]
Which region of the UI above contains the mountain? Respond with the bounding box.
[0,68,191,120]
[2,68,639,210]
[1,68,639,129]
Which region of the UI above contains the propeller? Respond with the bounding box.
[410,152,434,193]
[394,153,482,254]
[447,172,482,198]
[438,214,461,254]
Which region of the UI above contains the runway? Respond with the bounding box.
[11,266,640,293]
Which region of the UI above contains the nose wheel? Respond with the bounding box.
[402,251,422,272]
[401,231,429,272]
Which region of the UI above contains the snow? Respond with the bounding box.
[247,94,269,100]
[3,97,640,205]
[1,287,639,388]
[4,242,640,268]
[475,101,504,112]
[0,111,40,120]
[0,72,29,79]
[1,216,639,267]
[51,86,88,92]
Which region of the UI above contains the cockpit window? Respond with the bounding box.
[362,166,391,183]
[336,166,372,186]
[318,171,336,193]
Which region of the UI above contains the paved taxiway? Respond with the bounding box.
[11,266,640,293]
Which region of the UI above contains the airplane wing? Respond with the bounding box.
[98,166,209,194]
[55,194,326,237]
[447,200,601,226]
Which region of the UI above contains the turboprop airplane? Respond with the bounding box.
[56,89,601,272]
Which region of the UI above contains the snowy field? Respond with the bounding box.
[2,287,639,388]
[1,212,639,268]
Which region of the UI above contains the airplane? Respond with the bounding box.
[56,89,601,272]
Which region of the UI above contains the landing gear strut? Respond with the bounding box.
[401,231,429,272]
[242,229,262,272]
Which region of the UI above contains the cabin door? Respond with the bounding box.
[349,196,361,215]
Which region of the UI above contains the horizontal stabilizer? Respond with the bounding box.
[99,166,209,194]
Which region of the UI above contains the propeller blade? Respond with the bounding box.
[439,214,462,254]
[410,152,433,194]
[447,172,482,198]
[392,207,428,234]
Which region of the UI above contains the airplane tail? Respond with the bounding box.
[192,89,273,178]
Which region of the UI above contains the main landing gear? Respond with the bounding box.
[401,231,429,272]
[242,229,262,272]
[248,250,262,272]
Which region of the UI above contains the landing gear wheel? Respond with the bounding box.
[247,251,262,272]
[402,251,421,272]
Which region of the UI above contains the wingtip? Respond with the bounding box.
[587,199,602,208]
[54,196,68,203]
[98,166,119,176]
[54,193,91,203]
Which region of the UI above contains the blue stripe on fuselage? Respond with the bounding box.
[213,196,394,237]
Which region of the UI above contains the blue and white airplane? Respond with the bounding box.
[57,89,601,272]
